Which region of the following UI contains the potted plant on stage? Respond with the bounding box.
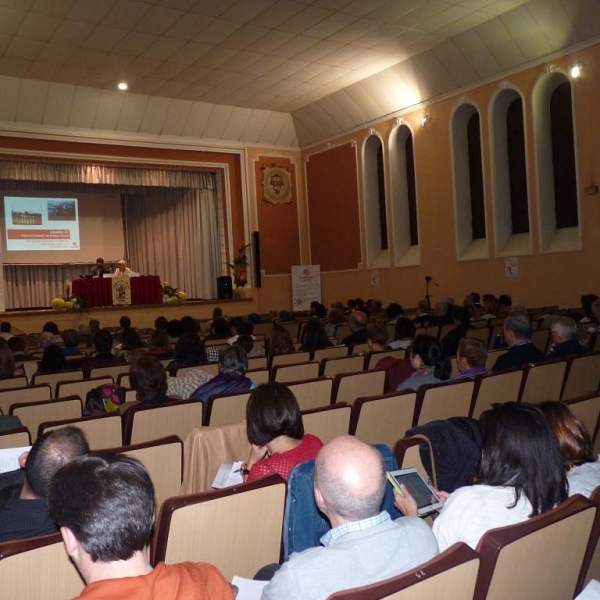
[228,243,251,299]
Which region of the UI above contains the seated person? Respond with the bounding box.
[146,328,173,359]
[48,454,234,600]
[341,310,368,346]
[40,321,62,347]
[245,382,323,482]
[0,321,14,341]
[62,329,85,356]
[261,436,438,600]
[91,257,110,277]
[235,333,264,358]
[397,335,451,391]
[167,332,207,376]
[80,329,127,378]
[387,317,415,350]
[267,324,295,360]
[191,346,254,403]
[0,341,25,379]
[8,336,33,361]
[299,319,332,355]
[452,337,489,381]
[129,354,172,406]
[36,344,68,373]
[547,317,587,359]
[0,427,89,543]
[539,401,600,498]
[395,403,567,551]
[366,322,388,352]
[492,316,546,372]
[114,259,133,276]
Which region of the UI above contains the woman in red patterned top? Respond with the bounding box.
[245,382,323,482]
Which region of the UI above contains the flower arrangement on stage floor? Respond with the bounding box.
[162,282,187,303]
[51,293,88,312]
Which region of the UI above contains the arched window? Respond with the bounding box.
[533,72,580,253]
[490,88,531,256]
[364,134,389,267]
[451,103,488,260]
[390,124,420,266]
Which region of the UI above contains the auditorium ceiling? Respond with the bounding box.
[0,0,597,148]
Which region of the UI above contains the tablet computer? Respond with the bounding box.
[387,468,443,516]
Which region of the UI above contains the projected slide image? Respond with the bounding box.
[4,196,80,251]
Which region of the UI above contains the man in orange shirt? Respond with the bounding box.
[48,454,234,600]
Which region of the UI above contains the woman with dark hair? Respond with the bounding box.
[539,401,600,498]
[245,382,323,482]
[395,402,568,550]
[129,354,170,405]
[37,344,67,373]
[0,341,24,378]
[120,327,144,351]
[299,319,332,355]
[191,345,254,403]
[387,317,415,350]
[146,328,173,359]
[167,332,207,376]
[268,324,295,359]
[396,335,451,391]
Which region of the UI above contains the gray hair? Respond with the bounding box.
[504,315,531,340]
[551,316,577,341]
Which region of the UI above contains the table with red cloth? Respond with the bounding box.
[71,275,163,308]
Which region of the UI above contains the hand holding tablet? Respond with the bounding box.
[387,468,443,517]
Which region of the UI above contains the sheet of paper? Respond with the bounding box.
[0,445,31,473]
[575,580,600,600]
[231,576,268,600]
[212,461,244,489]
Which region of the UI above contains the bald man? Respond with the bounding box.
[341,310,369,346]
[261,436,438,600]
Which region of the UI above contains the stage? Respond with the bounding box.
[1,296,257,334]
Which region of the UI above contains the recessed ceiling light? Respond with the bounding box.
[117,82,128,91]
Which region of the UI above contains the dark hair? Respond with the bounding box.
[0,321,11,333]
[8,336,25,353]
[498,294,512,308]
[39,344,67,373]
[180,316,198,334]
[210,316,230,338]
[458,337,487,368]
[246,382,304,446]
[213,307,223,319]
[395,317,415,340]
[96,257,104,264]
[89,319,100,335]
[62,329,80,348]
[121,327,143,350]
[119,315,131,329]
[154,316,168,330]
[48,454,154,562]
[327,308,345,326]
[149,328,170,352]
[166,319,183,339]
[538,401,596,471]
[385,303,404,320]
[229,317,249,336]
[300,319,331,352]
[129,354,167,403]
[174,332,206,363]
[582,294,599,320]
[94,329,113,353]
[268,324,295,358]
[310,302,327,318]
[366,322,388,347]
[478,403,567,517]
[26,427,90,498]
[0,343,15,379]
[219,345,248,377]
[43,321,59,335]
[235,334,254,354]
[411,335,451,380]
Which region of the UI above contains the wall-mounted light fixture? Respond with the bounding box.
[570,63,583,79]
[117,82,128,91]
[420,114,431,128]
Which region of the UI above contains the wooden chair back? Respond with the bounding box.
[530,328,550,353]
[11,398,82,442]
[415,380,475,426]
[334,324,352,344]
[321,355,366,378]
[350,392,417,447]
[270,352,311,370]
[31,370,83,397]
[247,368,269,385]
[581,486,600,589]
[0,533,84,600]
[302,403,351,443]
[565,394,600,447]
[55,377,113,402]
[40,413,122,450]
[204,391,251,427]
[470,370,523,419]
[474,495,596,600]
[0,376,28,390]
[89,364,130,382]
[272,361,320,383]
[561,353,600,401]
[466,326,491,348]
[394,434,437,488]
[247,356,267,370]
[0,426,31,449]
[327,543,479,600]
[287,377,333,410]
[485,348,507,370]
[151,475,286,580]
[366,349,406,370]
[333,370,386,406]
[313,345,349,362]
[518,359,568,404]
[0,384,52,415]
[123,398,203,445]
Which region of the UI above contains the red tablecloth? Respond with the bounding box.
[72,275,163,308]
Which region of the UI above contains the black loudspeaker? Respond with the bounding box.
[217,276,233,299]
[253,230,261,288]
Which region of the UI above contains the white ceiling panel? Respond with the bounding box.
[16,78,48,123]
[500,4,554,60]
[561,0,600,41]
[92,91,125,130]
[453,29,503,79]
[0,6,28,37]
[256,111,291,145]
[138,95,171,135]
[221,106,253,141]
[42,82,75,127]
[0,75,20,121]
[431,39,480,87]
[180,101,213,138]
[116,93,148,132]
[240,109,272,142]
[68,86,100,128]
[527,0,581,51]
